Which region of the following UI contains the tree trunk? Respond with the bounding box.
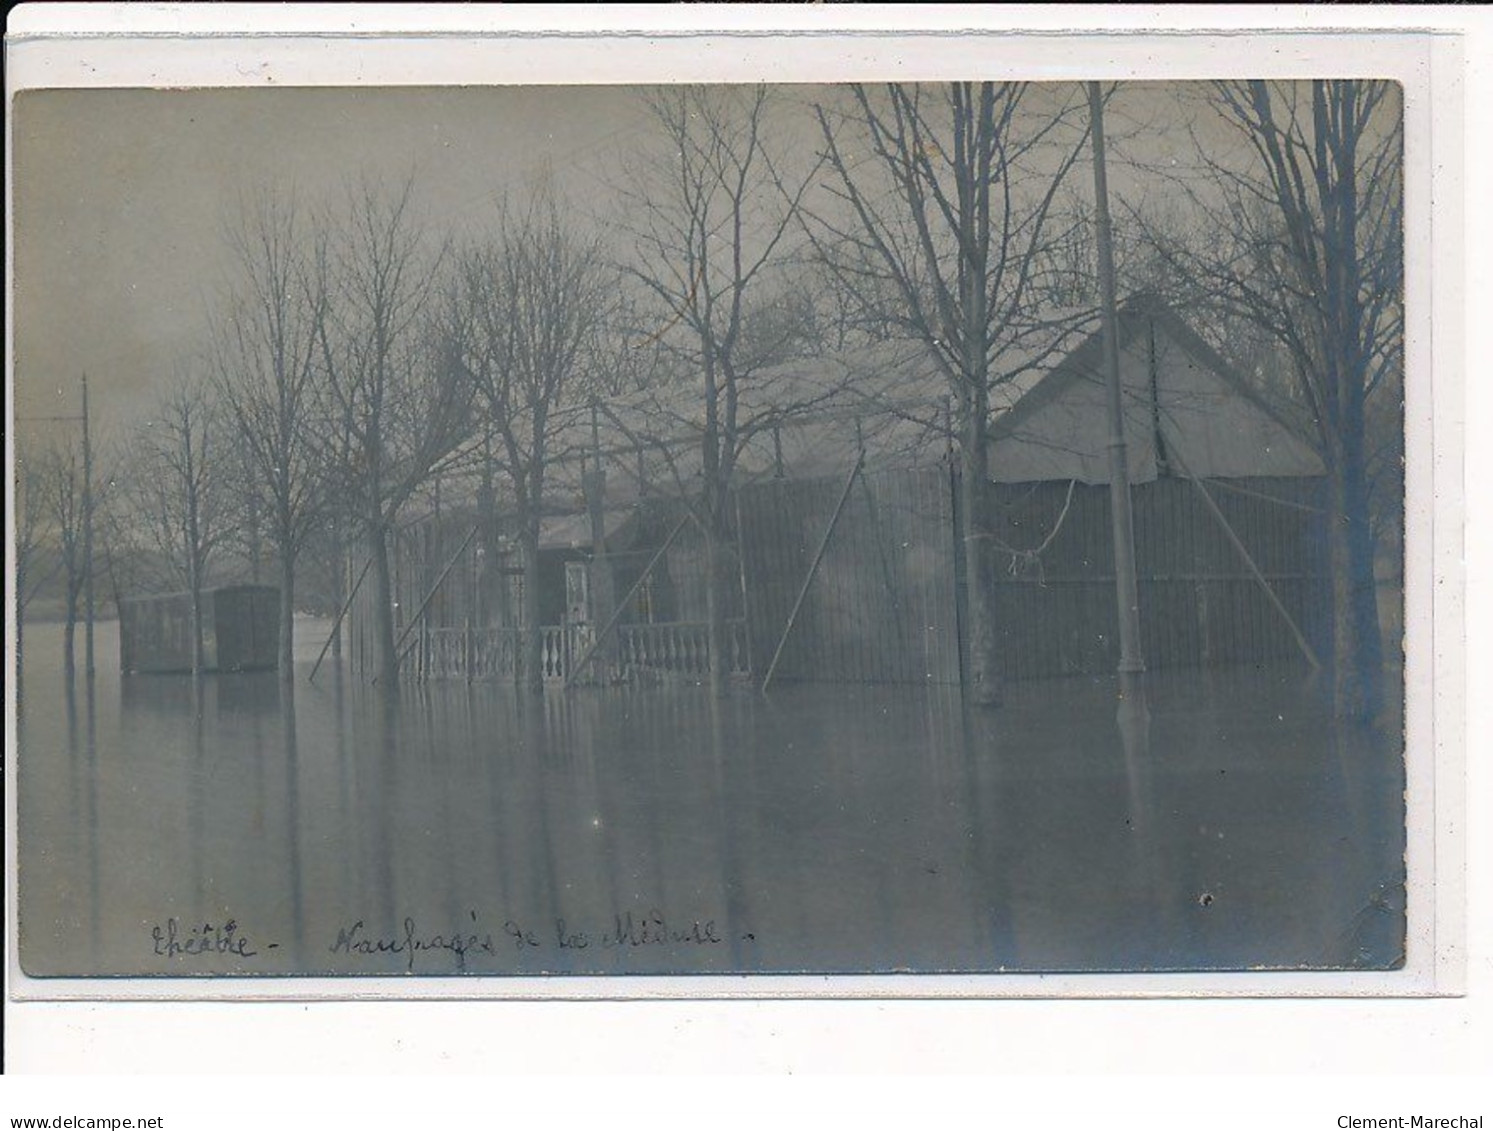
[278,553,296,681]
[521,523,543,694]
[705,517,728,699]
[330,537,345,662]
[960,420,1002,707]
[189,576,205,677]
[1329,446,1385,720]
[369,523,398,687]
[62,585,78,675]
[585,467,616,678]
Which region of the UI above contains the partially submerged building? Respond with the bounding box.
[342,295,1328,688]
[120,584,280,674]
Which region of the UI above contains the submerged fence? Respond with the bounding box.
[737,464,962,686]
[985,475,1328,681]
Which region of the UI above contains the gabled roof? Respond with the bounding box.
[988,292,1324,484]
[598,308,1104,487]
[405,295,1323,529]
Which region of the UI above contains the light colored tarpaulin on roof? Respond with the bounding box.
[988,306,1324,485]
[632,316,1096,485]
[540,298,1321,502]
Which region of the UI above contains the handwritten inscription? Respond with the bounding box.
[330,911,499,973]
[147,908,749,972]
[149,917,274,960]
[330,909,742,972]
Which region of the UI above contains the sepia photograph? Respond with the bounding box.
[10,71,1410,984]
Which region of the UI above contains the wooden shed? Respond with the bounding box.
[342,296,1329,687]
[119,585,280,674]
[737,295,1328,684]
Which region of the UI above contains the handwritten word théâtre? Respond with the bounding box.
[149,917,272,960]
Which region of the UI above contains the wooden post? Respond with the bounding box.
[463,616,473,684]
[762,453,864,692]
[419,615,429,682]
[388,525,481,665]
[1172,448,1321,670]
[309,556,373,683]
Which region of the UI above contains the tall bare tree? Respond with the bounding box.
[92,446,146,628]
[130,376,228,674]
[213,187,330,680]
[446,188,609,692]
[621,85,823,697]
[315,176,473,686]
[31,436,115,675]
[13,444,48,675]
[812,82,1091,706]
[1153,80,1402,719]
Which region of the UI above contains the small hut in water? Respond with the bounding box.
[120,585,280,674]
[342,295,1329,687]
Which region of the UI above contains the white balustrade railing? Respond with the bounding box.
[612,620,748,680]
[423,627,522,681]
[414,620,746,684]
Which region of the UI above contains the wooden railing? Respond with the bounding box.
[412,620,747,685]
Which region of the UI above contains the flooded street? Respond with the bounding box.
[15,618,1404,978]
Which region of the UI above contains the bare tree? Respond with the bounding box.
[1150,80,1402,719]
[91,447,146,627]
[13,444,50,675]
[315,175,473,686]
[129,376,229,674]
[1029,190,1205,310]
[213,186,330,680]
[621,85,823,697]
[812,82,1091,706]
[31,439,98,674]
[446,187,609,692]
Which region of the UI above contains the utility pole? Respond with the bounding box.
[81,374,95,675]
[1088,81,1146,708]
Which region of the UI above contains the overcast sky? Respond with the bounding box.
[13,86,660,442]
[9,81,1337,451]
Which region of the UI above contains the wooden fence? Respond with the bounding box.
[735,465,1327,685]
[737,464,962,685]
[984,475,1328,681]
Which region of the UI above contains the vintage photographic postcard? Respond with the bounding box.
[4,10,1463,1002]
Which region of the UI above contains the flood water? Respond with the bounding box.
[14,618,1405,978]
